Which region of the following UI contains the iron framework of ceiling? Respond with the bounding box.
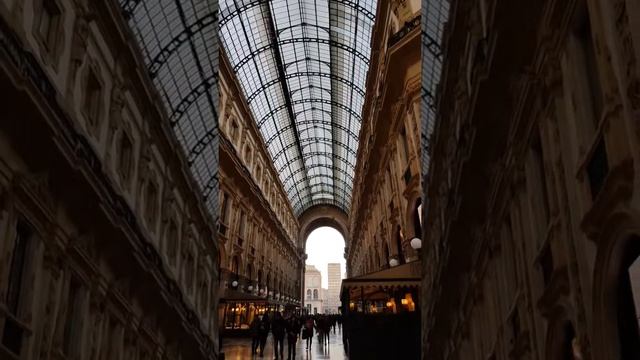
[119,0,220,219]
[219,0,378,216]
[421,0,449,185]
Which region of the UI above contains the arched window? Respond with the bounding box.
[307,289,312,299]
[313,289,318,300]
[247,264,253,282]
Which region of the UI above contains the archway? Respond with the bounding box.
[304,226,346,314]
[297,205,350,249]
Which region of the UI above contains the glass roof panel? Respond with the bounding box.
[119,0,220,219]
[219,0,378,216]
[422,0,449,182]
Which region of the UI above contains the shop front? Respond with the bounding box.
[219,289,302,336]
[340,261,422,359]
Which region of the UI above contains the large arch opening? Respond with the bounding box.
[304,227,346,314]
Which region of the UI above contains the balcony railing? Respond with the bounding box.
[388,15,421,47]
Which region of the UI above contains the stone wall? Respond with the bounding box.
[421,0,640,359]
[0,0,219,358]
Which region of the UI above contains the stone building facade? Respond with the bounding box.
[347,0,423,276]
[421,0,640,359]
[304,265,325,314]
[218,50,303,303]
[0,0,219,359]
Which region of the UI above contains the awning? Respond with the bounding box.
[220,289,269,302]
[340,261,421,299]
[220,290,302,307]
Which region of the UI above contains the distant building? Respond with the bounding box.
[304,265,326,314]
[326,263,342,313]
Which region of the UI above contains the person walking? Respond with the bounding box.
[303,316,315,350]
[322,316,330,346]
[258,313,271,357]
[271,312,286,360]
[286,314,301,360]
[250,316,261,355]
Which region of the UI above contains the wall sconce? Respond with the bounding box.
[410,237,422,250]
[231,280,238,287]
[401,298,409,305]
[389,258,399,267]
[247,285,253,291]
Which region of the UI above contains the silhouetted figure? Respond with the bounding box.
[303,317,315,350]
[259,313,271,357]
[286,314,301,360]
[250,316,261,354]
[272,312,286,359]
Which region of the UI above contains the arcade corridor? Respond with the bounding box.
[1,0,639,359]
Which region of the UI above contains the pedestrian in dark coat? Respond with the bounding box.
[286,315,301,360]
[250,316,261,354]
[258,313,271,357]
[303,316,315,350]
[271,312,286,359]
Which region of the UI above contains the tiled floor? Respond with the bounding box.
[221,328,347,360]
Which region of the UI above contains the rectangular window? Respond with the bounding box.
[539,244,554,287]
[510,309,521,343]
[574,9,603,127]
[63,277,82,355]
[220,192,230,229]
[230,121,239,142]
[85,70,102,127]
[6,222,31,314]
[2,221,32,355]
[118,133,133,181]
[587,137,609,199]
[39,0,61,53]
[399,127,410,163]
[531,134,550,224]
[238,210,246,242]
[145,182,157,224]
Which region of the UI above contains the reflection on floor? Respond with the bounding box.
[221,328,347,360]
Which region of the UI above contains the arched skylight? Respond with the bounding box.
[219,0,378,216]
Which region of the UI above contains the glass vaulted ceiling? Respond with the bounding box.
[219,0,378,216]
